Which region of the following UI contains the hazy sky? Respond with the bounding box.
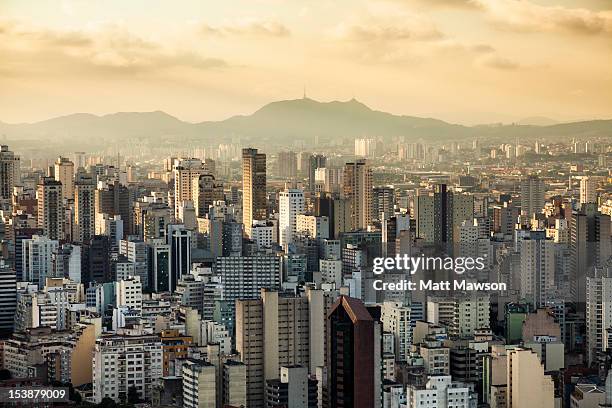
[1,0,611,124]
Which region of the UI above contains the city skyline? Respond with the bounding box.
[2,0,612,124]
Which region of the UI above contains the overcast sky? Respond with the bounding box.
[1,0,611,124]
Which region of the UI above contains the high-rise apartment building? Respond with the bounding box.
[278,151,298,179]
[23,235,59,288]
[570,204,612,307]
[54,157,74,200]
[381,301,412,362]
[308,154,326,193]
[520,175,545,217]
[95,180,132,235]
[279,188,305,250]
[343,159,373,230]
[223,360,248,408]
[327,295,380,408]
[427,294,490,337]
[115,275,143,311]
[354,138,376,157]
[0,145,20,208]
[586,268,612,365]
[580,176,598,204]
[236,288,329,408]
[173,158,211,220]
[73,172,96,243]
[0,261,17,334]
[92,332,163,403]
[243,148,267,237]
[192,173,223,217]
[517,231,556,307]
[37,177,64,240]
[372,186,395,222]
[182,359,216,408]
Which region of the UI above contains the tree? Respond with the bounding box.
[127,386,140,404]
[0,369,12,381]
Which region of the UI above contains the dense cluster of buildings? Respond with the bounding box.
[0,135,609,408]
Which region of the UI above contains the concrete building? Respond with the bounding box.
[92,331,163,403]
[182,359,216,408]
[173,158,211,220]
[506,348,554,408]
[23,235,59,288]
[0,145,20,208]
[192,173,223,217]
[343,159,373,230]
[580,176,598,204]
[517,231,556,307]
[236,289,329,408]
[405,375,473,408]
[115,275,142,312]
[37,177,64,240]
[381,301,412,362]
[327,295,381,408]
[73,172,96,244]
[223,360,247,408]
[54,157,74,200]
[242,148,267,237]
[95,180,132,236]
[279,189,305,250]
[586,268,612,365]
[427,294,490,337]
[0,261,17,333]
[520,175,545,217]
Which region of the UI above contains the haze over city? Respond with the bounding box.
[2,0,612,124]
[0,2,612,408]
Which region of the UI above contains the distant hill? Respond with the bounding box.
[1,98,610,148]
[516,116,559,126]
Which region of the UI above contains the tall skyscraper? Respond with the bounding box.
[173,158,211,220]
[23,235,59,288]
[327,295,380,408]
[148,238,171,292]
[343,159,373,230]
[54,157,75,200]
[520,175,545,217]
[73,172,96,244]
[354,138,376,157]
[278,151,297,179]
[168,225,191,292]
[580,176,597,204]
[236,289,328,408]
[415,185,473,251]
[0,145,20,209]
[570,204,612,307]
[95,180,132,235]
[308,154,326,193]
[279,188,305,250]
[372,185,395,222]
[242,148,267,237]
[586,268,612,365]
[0,260,17,334]
[314,192,353,239]
[37,177,64,240]
[517,231,555,307]
[192,173,223,217]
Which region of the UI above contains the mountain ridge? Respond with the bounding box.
[1,98,610,147]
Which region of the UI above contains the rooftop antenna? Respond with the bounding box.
[303,85,307,99]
